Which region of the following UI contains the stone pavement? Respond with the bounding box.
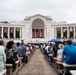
[18,49,58,75]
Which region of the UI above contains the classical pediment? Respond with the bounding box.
[24,14,52,20]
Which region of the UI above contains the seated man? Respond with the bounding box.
[62,39,76,64]
[45,43,53,65]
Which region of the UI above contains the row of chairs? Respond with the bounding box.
[54,58,76,75]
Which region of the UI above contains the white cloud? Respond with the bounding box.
[0,0,76,23]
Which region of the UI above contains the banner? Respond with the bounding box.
[10,28,14,33]
[32,29,35,38]
[41,29,44,38]
[36,29,38,38]
[69,27,73,31]
[63,27,67,32]
[4,27,8,33]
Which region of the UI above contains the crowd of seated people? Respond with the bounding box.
[41,40,76,64]
[41,39,76,75]
[0,39,35,73]
[1,38,76,75]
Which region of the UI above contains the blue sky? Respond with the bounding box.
[0,0,76,23]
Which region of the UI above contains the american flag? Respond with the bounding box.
[41,29,44,37]
[4,27,8,33]
[10,28,14,33]
[63,27,67,32]
[32,29,35,38]
[69,27,73,31]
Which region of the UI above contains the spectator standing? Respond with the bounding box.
[21,43,27,63]
[16,42,22,57]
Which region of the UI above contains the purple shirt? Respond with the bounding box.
[21,45,26,56]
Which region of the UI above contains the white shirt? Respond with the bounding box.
[57,49,63,61]
[45,46,49,53]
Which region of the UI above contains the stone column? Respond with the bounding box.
[8,27,10,38]
[74,26,75,38]
[14,27,15,38]
[44,27,46,38]
[29,27,32,38]
[2,27,3,38]
[40,29,41,37]
[67,27,69,38]
[21,27,22,39]
[61,27,63,38]
[54,27,56,38]
[20,28,21,39]
[35,29,36,38]
[44,26,47,38]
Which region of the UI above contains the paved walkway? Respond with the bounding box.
[18,49,58,75]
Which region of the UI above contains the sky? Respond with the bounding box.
[0,0,76,23]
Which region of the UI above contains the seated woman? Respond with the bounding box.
[0,39,6,72]
[5,41,16,72]
[12,41,20,61]
[56,44,64,62]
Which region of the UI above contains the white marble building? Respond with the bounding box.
[0,14,76,43]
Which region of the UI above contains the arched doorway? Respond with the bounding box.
[32,18,44,38]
